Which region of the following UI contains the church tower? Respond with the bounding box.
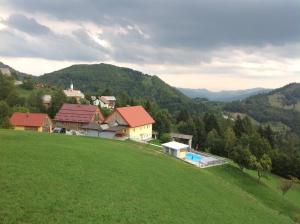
[70,80,74,90]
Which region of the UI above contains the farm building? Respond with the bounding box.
[99,96,116,109]
[81,123,110,137]
[10,112,52,132]
[54,104,104,130]
[105,106,155,141]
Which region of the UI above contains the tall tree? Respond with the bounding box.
[0,100,11,127]
[22,76,35,90]
[230,144,254,171]
[258,125,275,148]
[101,89,112,96]
[154,110,172,137]
[0,75,15,101]
[177,109,190,123]
[224,127,237,158]
[48,89,67,118]
[203,113,220,135]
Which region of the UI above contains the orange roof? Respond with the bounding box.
[10,112,49,127]
[113,106,155,128]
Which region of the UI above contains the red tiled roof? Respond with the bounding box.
[54,103,100,123]
[10,112,49,127]
[114,106,155,128]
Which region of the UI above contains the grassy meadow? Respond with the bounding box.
[0,129,299,223]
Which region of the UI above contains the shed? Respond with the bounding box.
[170,133,193,148]
[162,141,189,158]
[81,123,103,137]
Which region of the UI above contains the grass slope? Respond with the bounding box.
[0,130,299,224]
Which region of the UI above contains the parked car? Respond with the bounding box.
[52,127,66,134]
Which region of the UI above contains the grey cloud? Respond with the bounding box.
[0,14,109,61]
[4,14,51,35]
[0,0,300,64]
[3,0,300,48]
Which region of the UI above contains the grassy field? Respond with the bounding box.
[0,129,299,224]
[16,86,55,99]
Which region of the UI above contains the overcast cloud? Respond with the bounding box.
[0,0,299,90]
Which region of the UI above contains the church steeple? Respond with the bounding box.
[70,80,73,90]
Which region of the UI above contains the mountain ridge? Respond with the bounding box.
[178,87,272,102]
[0,61,30,80]
[224,82,300,134]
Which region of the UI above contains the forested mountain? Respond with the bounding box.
[225,83,300,135]
[178,87,271,102]
[38,63,207,113]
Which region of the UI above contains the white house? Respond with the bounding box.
[162,141,189,159]
[99,96,116,109]
[42,95,52,108]
[91,96,100,106]
[104,106,155,141]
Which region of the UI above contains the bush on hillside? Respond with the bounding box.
[160,133,171,143]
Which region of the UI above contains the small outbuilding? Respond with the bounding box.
[81,123,104,137]
[10,112,52,132]
[162,141,189,159]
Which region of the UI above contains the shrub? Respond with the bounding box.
[160,133,171,143]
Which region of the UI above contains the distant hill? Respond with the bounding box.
[224,83,300,134]
[0,61,30,80]
[178,87,271,102]
[38,63,201,112]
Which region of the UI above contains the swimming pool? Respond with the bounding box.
[185,152,202,162]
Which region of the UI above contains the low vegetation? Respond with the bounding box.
[0,129,300,223]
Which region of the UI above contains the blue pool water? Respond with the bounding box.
[185,152,202,162]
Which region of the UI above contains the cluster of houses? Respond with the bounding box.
[10,103,155,141]
[8,81,226,168]
[9,82,155,142]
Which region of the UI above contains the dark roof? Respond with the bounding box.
[54,104,100,123]
[10,112,50,127]
[170,133,193,140]
[81,123,103,131]
[105,125,128,132]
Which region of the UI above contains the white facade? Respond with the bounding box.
[162,141,189,158]
[99,96,116,109]
[63,82,85,99]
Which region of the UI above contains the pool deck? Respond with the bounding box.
[149,142,227,168]
[183,151,227,168]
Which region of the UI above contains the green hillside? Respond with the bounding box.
[224,83,300,135]
[1,129,299,223]
[38,63,195,112]
[0,61,30,80]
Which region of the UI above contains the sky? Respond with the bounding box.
[0,0,299,91]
